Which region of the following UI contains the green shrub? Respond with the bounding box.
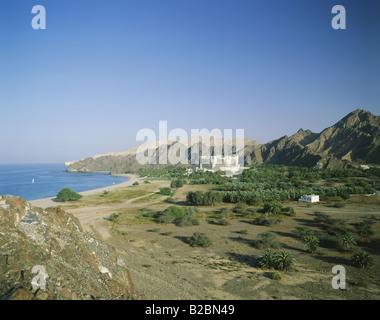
[281,207,296,216]
[186,191,223,206]
[252,216,282,226]
[352,251,374,269]
[341,235,356,251]
[275,251,295,271]
[244,207,258,216]
[263,202,283,215]
[109,212,121,222]
[259,249,294,271]
[142,210,160,218]
[254,232,281,250]
[259,249,277,269]
[218,218,230,226]
[314,212,333,225]
[175,215,200,227]
[186,206,198,215]
[170,179,185,188]
[219,207,232,218]
[271,272,282,280]
[157,212,176,224]
[187,232,212,248]
[164,197,175,203]
[132,181,139,186]
[327,219,352,236]
[157,206,187,224]
[354,221,375,238]
[160,187,173,196]
[293,226,314,239]
[333,201,346,208]
[233,203,247,214]
[56,188,83,202]
[304,235,319,253]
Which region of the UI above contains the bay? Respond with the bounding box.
[0,163,127,201]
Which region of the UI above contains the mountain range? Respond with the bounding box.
[66,109,380,173]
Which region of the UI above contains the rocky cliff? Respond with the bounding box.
[0,195,137,300]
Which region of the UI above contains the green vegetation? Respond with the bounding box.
[109,212,121,222]
[152,206,200,227]
[56,188,83,202]
[187,232,212,248]
[293,226,315,239]
[271,272,282,280]
[351,251,374,269]
[132,181,139,186]
[160,187,173,196]
[186,190,223,206]
[217,218,230,226]
[126,166,186,178]
[341,235,357,251]
[263,202,283,214]
[259,249,277,269]
[354,221,375,238]
[176,214,200,227]
[219,207,232,218]
[129,164,378,205]
[276,251,295,271]
[254,232,281,249]
[252,216,282,227]
[186,165,377,204]
[170,179,185,188]
[259,249,294,271]
[156,206,187,224]
[303,235,320,253]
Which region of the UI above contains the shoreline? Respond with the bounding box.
[29,173,140,208]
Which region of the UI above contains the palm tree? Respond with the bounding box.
[304,235,319,253]
[352,251,374,269]
[276,251,295,271]
[341,235,356,250]
[259,249,276,269]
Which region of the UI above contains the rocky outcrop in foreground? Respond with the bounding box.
[0,195,137,300]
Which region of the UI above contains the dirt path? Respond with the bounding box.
[65,189,165,240]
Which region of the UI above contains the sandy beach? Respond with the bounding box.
[29,173,139,208]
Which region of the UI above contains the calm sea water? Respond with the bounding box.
[0,164,127,201]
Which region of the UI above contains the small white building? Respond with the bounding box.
[298,194,319,203]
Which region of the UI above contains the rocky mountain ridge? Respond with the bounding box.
[66,109,380,173]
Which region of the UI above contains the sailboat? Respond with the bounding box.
[32,179,35,183]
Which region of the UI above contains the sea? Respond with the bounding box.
[0,164,127,201]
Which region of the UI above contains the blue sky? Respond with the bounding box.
[0,0,379,163]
